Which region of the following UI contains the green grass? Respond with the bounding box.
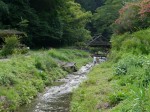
[71,62,116,112]
[0,48,91,112]
[71,28,150,112]
[71,56,150,112]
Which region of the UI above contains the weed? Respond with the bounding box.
[0,48,90,111]
[109,91,126,107]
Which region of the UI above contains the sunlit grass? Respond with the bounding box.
[71,62,116,112]
[71,28,150,112]
[0,48,91,111]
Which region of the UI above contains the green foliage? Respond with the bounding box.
[109,91,126,107]
[129,87,150,112]
[14,46,29,54]
[48,49,69,61]
[0,0,92,47]
[109,26,150,111]
[15,81,38,104]
[71,26,150,112]
[1,35,29,56]
[35,54,58,71]
[111,29,150,61]
[59,1,92,45]
[1,35,20,56]
[0,73,18,86]
[71,63,114,112]
[92,0,124,40]
[0,87,20,111]
[0,49,91,111]
[114,55,144,75]
[114,0,150,34]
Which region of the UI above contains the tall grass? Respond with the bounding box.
[109,29,150,111]
[0,48,91,112]
[71,28,150,112]
[110,29,150,62]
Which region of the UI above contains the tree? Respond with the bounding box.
[59,0,92,45]
[0,0,92,47]
[114,0,150,34]
[92,0,123,39]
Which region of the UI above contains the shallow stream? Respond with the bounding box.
[18,63,93,112]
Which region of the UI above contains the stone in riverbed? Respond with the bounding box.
[62,62,77,73]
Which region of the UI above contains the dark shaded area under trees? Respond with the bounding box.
[0,0,91,48]
[75,0,104,12]
[0,0,145,48]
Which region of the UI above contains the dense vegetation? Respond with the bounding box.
[71,0,150,112]
[0,0,91,47]
[0,0,150,111]
[1,0,149,47]
[71,28,150,112]
[0,49,91,111]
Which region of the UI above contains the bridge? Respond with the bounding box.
[87,34,111,48]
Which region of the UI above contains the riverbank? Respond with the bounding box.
[71,62,114,112]
[71,57,150,112]
[71,29,150,112]
[18,63,93,112]
[0,48,92,112]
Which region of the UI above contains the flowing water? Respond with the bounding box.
[18,63,93,112]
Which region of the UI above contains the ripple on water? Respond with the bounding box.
[17,63,93,112]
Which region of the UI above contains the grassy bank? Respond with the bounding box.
[71,29,150,112]
[71,62,114,112]
[0,48,91,112]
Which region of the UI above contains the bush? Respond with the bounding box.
[1,35,20,56]
[13,46,29,54]
[0,73,18,86]
[114,55,145,75]
[114,54,150,87]
[111,29,150,59]
[1,35,29,56]
[114,0,150,34]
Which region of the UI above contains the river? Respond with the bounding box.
[18,63,93,112]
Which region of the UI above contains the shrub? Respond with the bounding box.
[111,29,150,58]
[114,54,150,88]
[13,46,29,54]
[139,0,150,17]
[1,35,20,56]
[114,55,144,75]
[114,2,141,34]
[0,73,18,86]
[31,79,45,92]
[114,0,150,34]
[1,35,29,56]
